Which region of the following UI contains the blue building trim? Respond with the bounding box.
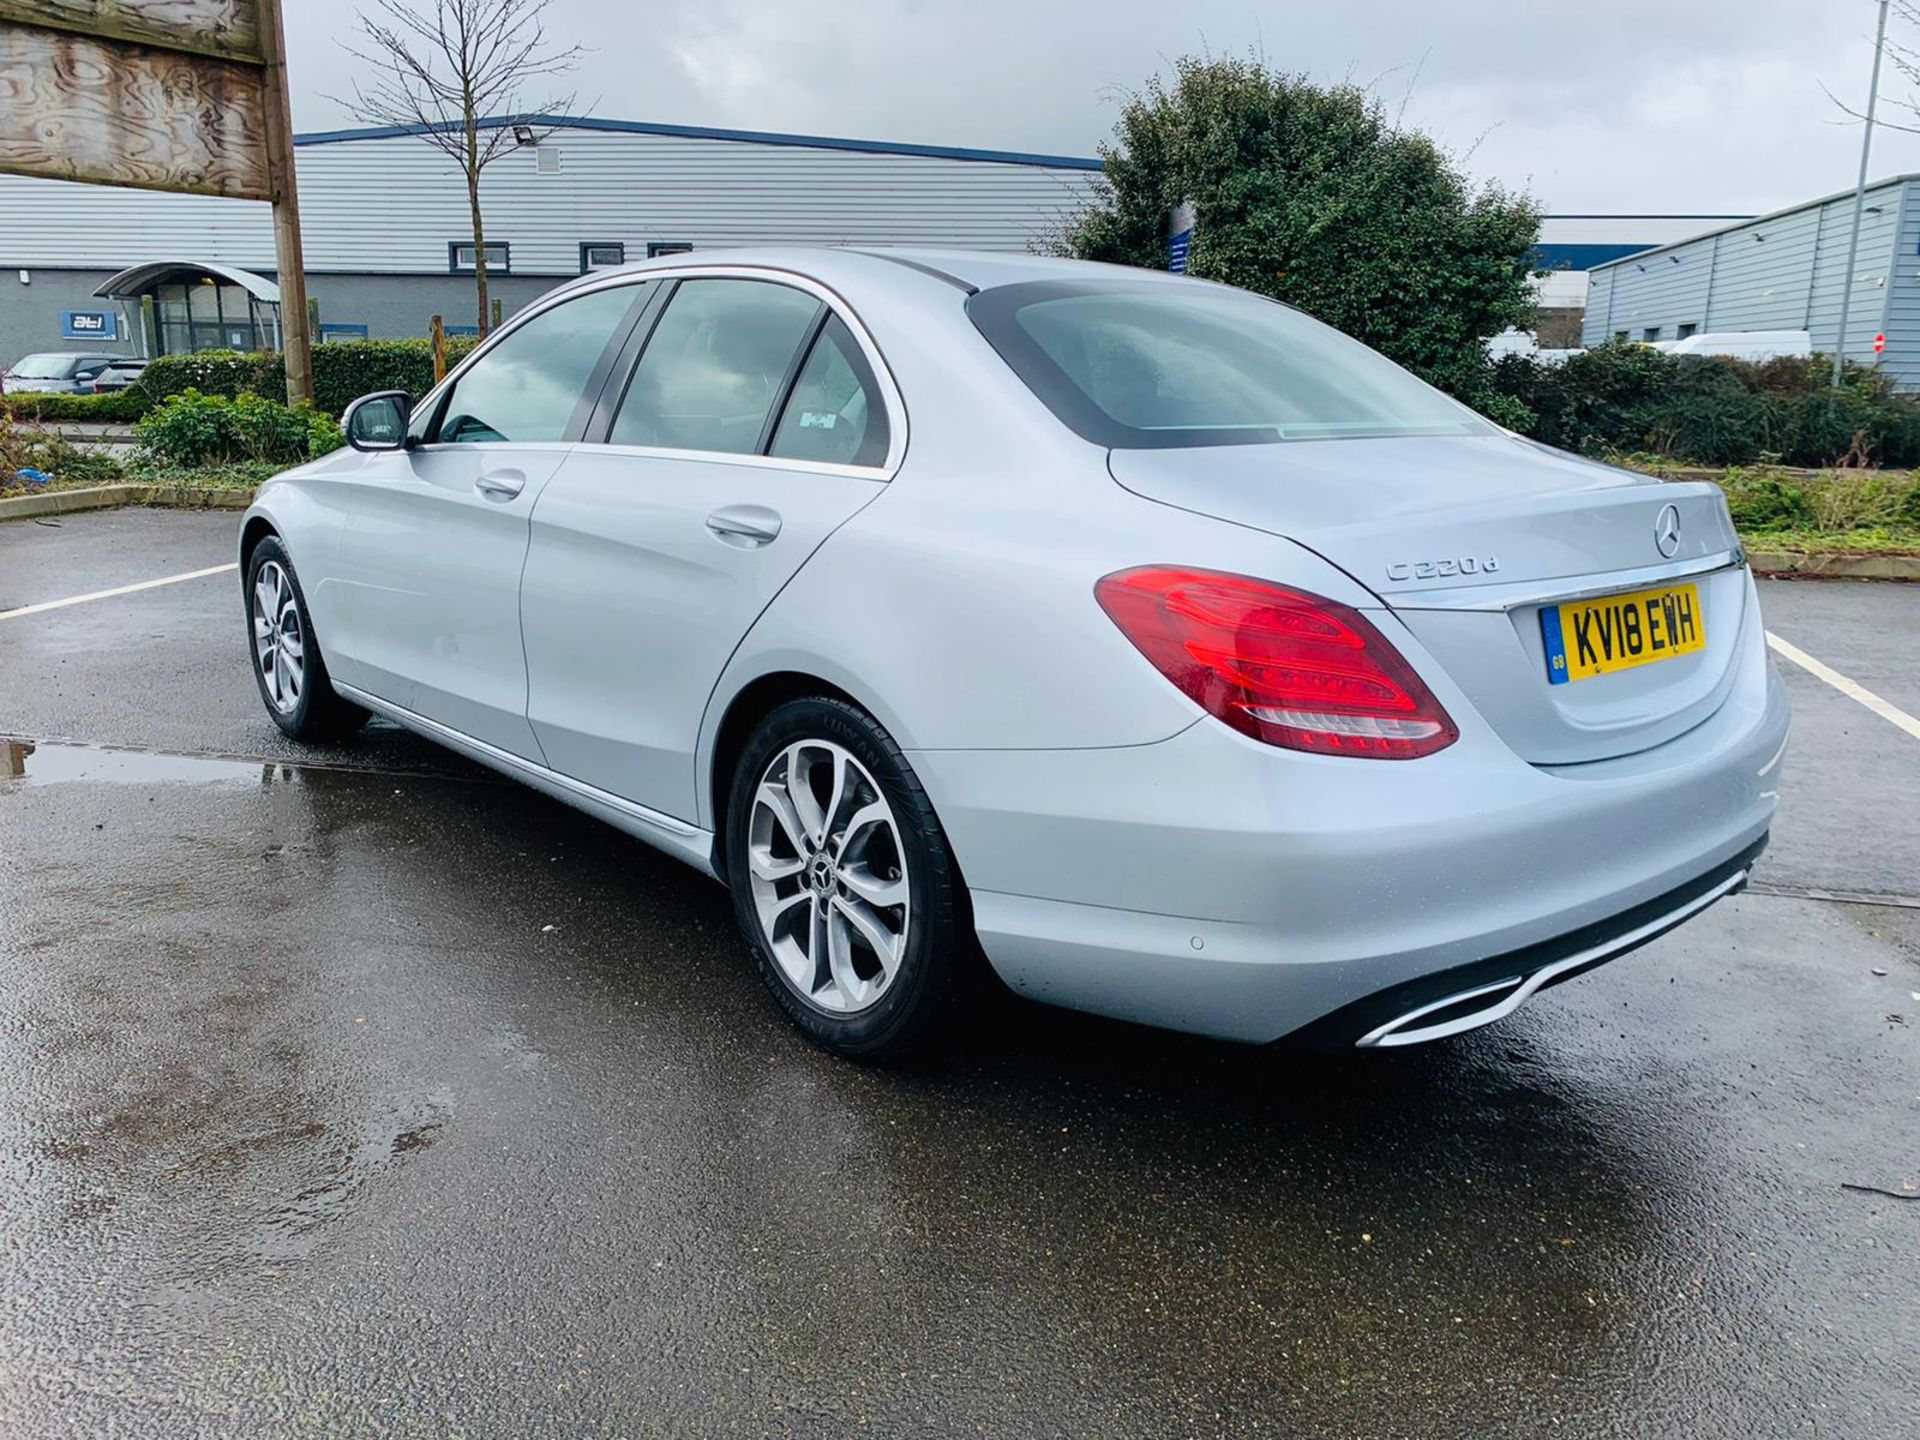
[294,114,1107,172]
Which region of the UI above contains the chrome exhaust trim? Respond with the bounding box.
[1355,867,1751,1048]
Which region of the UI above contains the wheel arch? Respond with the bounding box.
[238,514,280,583]
[706,670,868,883]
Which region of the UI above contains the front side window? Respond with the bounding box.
[768,316,889,467]
[969,280,1491,449]
[609,279,821,454]
[434,283,645,444]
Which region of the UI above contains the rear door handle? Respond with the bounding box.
[705,504,782,547]
[475,468,526,501]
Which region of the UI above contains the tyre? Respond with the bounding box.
[725,696,978,1060]
[245,538,368,742]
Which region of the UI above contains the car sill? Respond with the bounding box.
[333,683,718,877]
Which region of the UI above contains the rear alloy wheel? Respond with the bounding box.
[726,697,977,1059]
[245,538,368,742]
[748,738,910,1015]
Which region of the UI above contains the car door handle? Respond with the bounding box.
[705,504,782,547]
[475,468,526,501]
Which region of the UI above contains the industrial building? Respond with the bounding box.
[0,114,1730,368]
[1583,176,1918,386]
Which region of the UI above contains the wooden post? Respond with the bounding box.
[491,297,503,331]
[256,0,311,405]
[430,314,447,383]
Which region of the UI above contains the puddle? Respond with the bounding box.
[0,739,298,787]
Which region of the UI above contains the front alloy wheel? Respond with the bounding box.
[252,559,306,715]
[242,537,367,742]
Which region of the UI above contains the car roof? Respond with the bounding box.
[548,245,1191,302]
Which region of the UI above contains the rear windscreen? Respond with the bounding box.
[968,280,1491,450]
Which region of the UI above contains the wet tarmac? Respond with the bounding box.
[2,509,1917,1437]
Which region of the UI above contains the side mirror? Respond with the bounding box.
[343,390,411,452]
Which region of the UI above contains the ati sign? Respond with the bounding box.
[61,310,117,340]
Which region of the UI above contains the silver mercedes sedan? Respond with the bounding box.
[238,248,1788,1059]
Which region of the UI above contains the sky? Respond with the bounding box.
[281,0,1919,217]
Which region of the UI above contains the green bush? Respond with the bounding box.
[134,389,336,467]
[139,338,480,417]
[1721,476,1815,532]
[0,389,150,423]
[1899,477,1920,526]
[1489,342,1920,469]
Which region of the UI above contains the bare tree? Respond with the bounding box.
[1826,1,1920,133]
[334,0,587,335]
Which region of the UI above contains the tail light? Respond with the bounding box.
[1095,566,1458,759]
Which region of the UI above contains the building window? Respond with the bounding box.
[1677,323,1698,340]
[153,277,272,355]
[1642,326,1661,342]
[319,323,369,343]
[1613,331,1629,344]
[647,241,693,258]
[449,241,511,274]
[579,242,626,274]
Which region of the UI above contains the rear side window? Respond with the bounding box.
[767,316,889,468]
[969,280,1490,449]
[435,283,645,444]
[610,279,822,454]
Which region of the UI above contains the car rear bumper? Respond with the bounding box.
[912,638,1789,1045]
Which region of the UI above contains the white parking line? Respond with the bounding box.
[1767,631,1920,743]
[0,563,237,622]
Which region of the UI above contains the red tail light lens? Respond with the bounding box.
[1095,566,1459,759]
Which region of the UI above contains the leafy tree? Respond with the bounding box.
[1064,57,1542,405]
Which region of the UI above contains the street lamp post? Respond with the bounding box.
[1833,0,1892,392]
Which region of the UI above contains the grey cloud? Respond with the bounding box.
[283,0,1920,213]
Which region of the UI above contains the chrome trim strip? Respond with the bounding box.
[1387,551,1743,612]
[334,683,713,864]
[1354,867,1749,1048]
[564,441,894,483]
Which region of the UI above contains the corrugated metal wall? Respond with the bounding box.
[1581,179,1908,371]
[0,126,1100,274]
[1883,184,1920,391]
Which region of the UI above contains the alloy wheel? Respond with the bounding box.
[746,739,910,1014]
[251,560,305,715]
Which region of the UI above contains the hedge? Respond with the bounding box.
[0,389,150,423]
[1489,344,1920,469]
[140,337,482,417]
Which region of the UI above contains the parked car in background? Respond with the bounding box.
[1649,331,1813,362]
[1,352,124,394]
[236,248,1788,1061]
[89,358,150,393]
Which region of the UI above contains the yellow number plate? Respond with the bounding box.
[1541,582,1705,685]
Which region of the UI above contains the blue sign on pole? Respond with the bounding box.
[1168,201,1196,274]
[62,310,117,341]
